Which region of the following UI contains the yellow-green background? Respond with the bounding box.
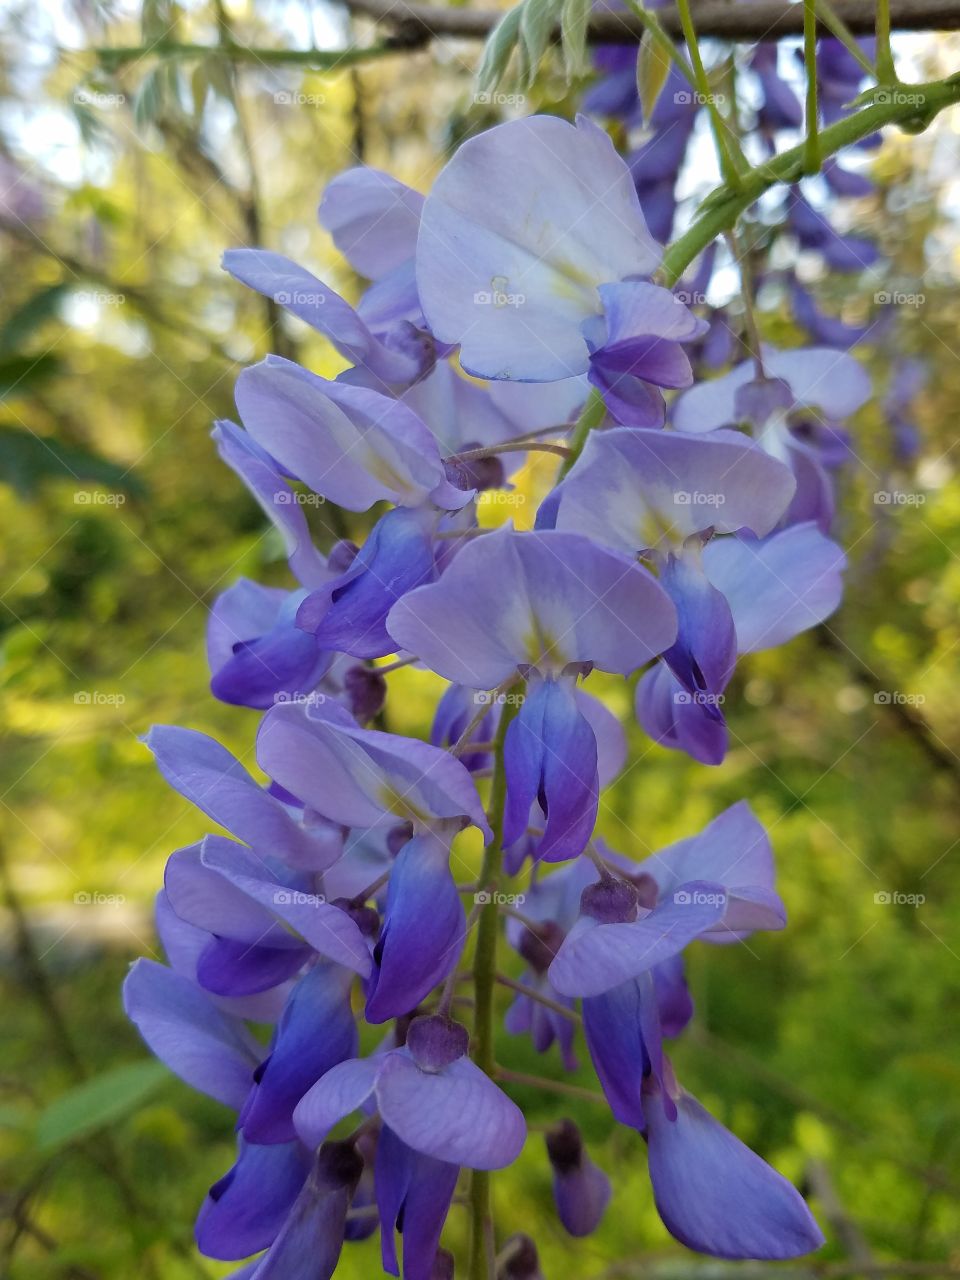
[2,7,960,1276]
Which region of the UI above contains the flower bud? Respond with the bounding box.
[406,1013,469,1072]
[545,1119,611,1237]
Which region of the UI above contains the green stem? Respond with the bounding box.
[814,0,878,77]
[673,0,744,187]
[619,0,698,95]
[876,0,897,83]
[92,39,402,69]
[557,388,605,480]
[803,0,820,174]
[660,75,960,285]
[467,690,522,1280]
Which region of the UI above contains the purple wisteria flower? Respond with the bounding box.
[416,114,706,424]
[387,524,677,860]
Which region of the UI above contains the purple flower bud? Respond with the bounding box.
[517,920,565,975]
[328,539,360,573]
[580,876,639,924]
[406,1014,470,1072]
[343,663,387,722]
[497,1234,545,1279]
[444,445,506,493]
[431,1247,456,1279]
[387,821,414,856]
[546,1119,612,1237]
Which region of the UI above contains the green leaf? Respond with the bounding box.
[636,29,672,122]
[0,354,62,400]
[0,424,147,499]
[36,1061,169,1153]
[0,285,69,356]
[560,0,591,79]
[519,0,557,87]
[477,5,523,95]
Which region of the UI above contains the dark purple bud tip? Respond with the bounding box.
[545,1118,583,1174]
[580,876,639,924]
[315,1138,364,1192]
[444,446,506,493]
[344,664,387,722]
[387,821,414,856]
[406,1013,469,1072]
[733,375,793,426]
[430,1247,456,1280]
[328,539,360,573]
[332,897,380,939]
[497,1233,544,1280]
[518,920,565,974]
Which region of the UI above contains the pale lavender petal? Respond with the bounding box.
[123,959,259,1108]
[549,882,728,997]
[293,1057,380,1150]
[554,427,796,552]
[702,523,846,653]
[319,167,423,280]
[418,115,661,381]
[147,726,332,870]
[375,1053,525,1170]
[646,1088,825,1258]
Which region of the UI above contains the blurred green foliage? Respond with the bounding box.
[1,3,960,1276]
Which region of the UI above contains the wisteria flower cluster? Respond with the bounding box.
[125,99,880,1278]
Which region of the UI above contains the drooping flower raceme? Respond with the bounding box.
[120,101,881,1278]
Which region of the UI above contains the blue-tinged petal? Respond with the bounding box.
[257,699,491,838]
[375,1126,459,1280]
[165,842,293,945]
[672,348,870,434]
[200,836,372,976]
[417,114,661,382]
[549,882,726,997]
[365,830,465,1022]
[197,937,309,997]
[240,963,358,1144]
[250,1141,363,1280]
[645,1087,825,1259]
[213,420,329,588]
[653,954,694,1037]
[505,676,599,862]
[554,427,796,553]
[575,688,626,787]
[319,167,423,280]
[223,250,421,384]
[235,356,452,511]
[546,1119,612,1237]
[388,525,677,685]
[581,981,647,1129]
[196,1139,312,1261]
[210,586,330,711]
[293,1057,380,1151]
[375,1053,525,1169]
[147,726,333,870]
[658,550,737,702]
[635,661,729,766]
[298,506,437,659]
[207,579,290,676]
[637,802,785,937]
[123,958,259,1108]
[702,523,846,653]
